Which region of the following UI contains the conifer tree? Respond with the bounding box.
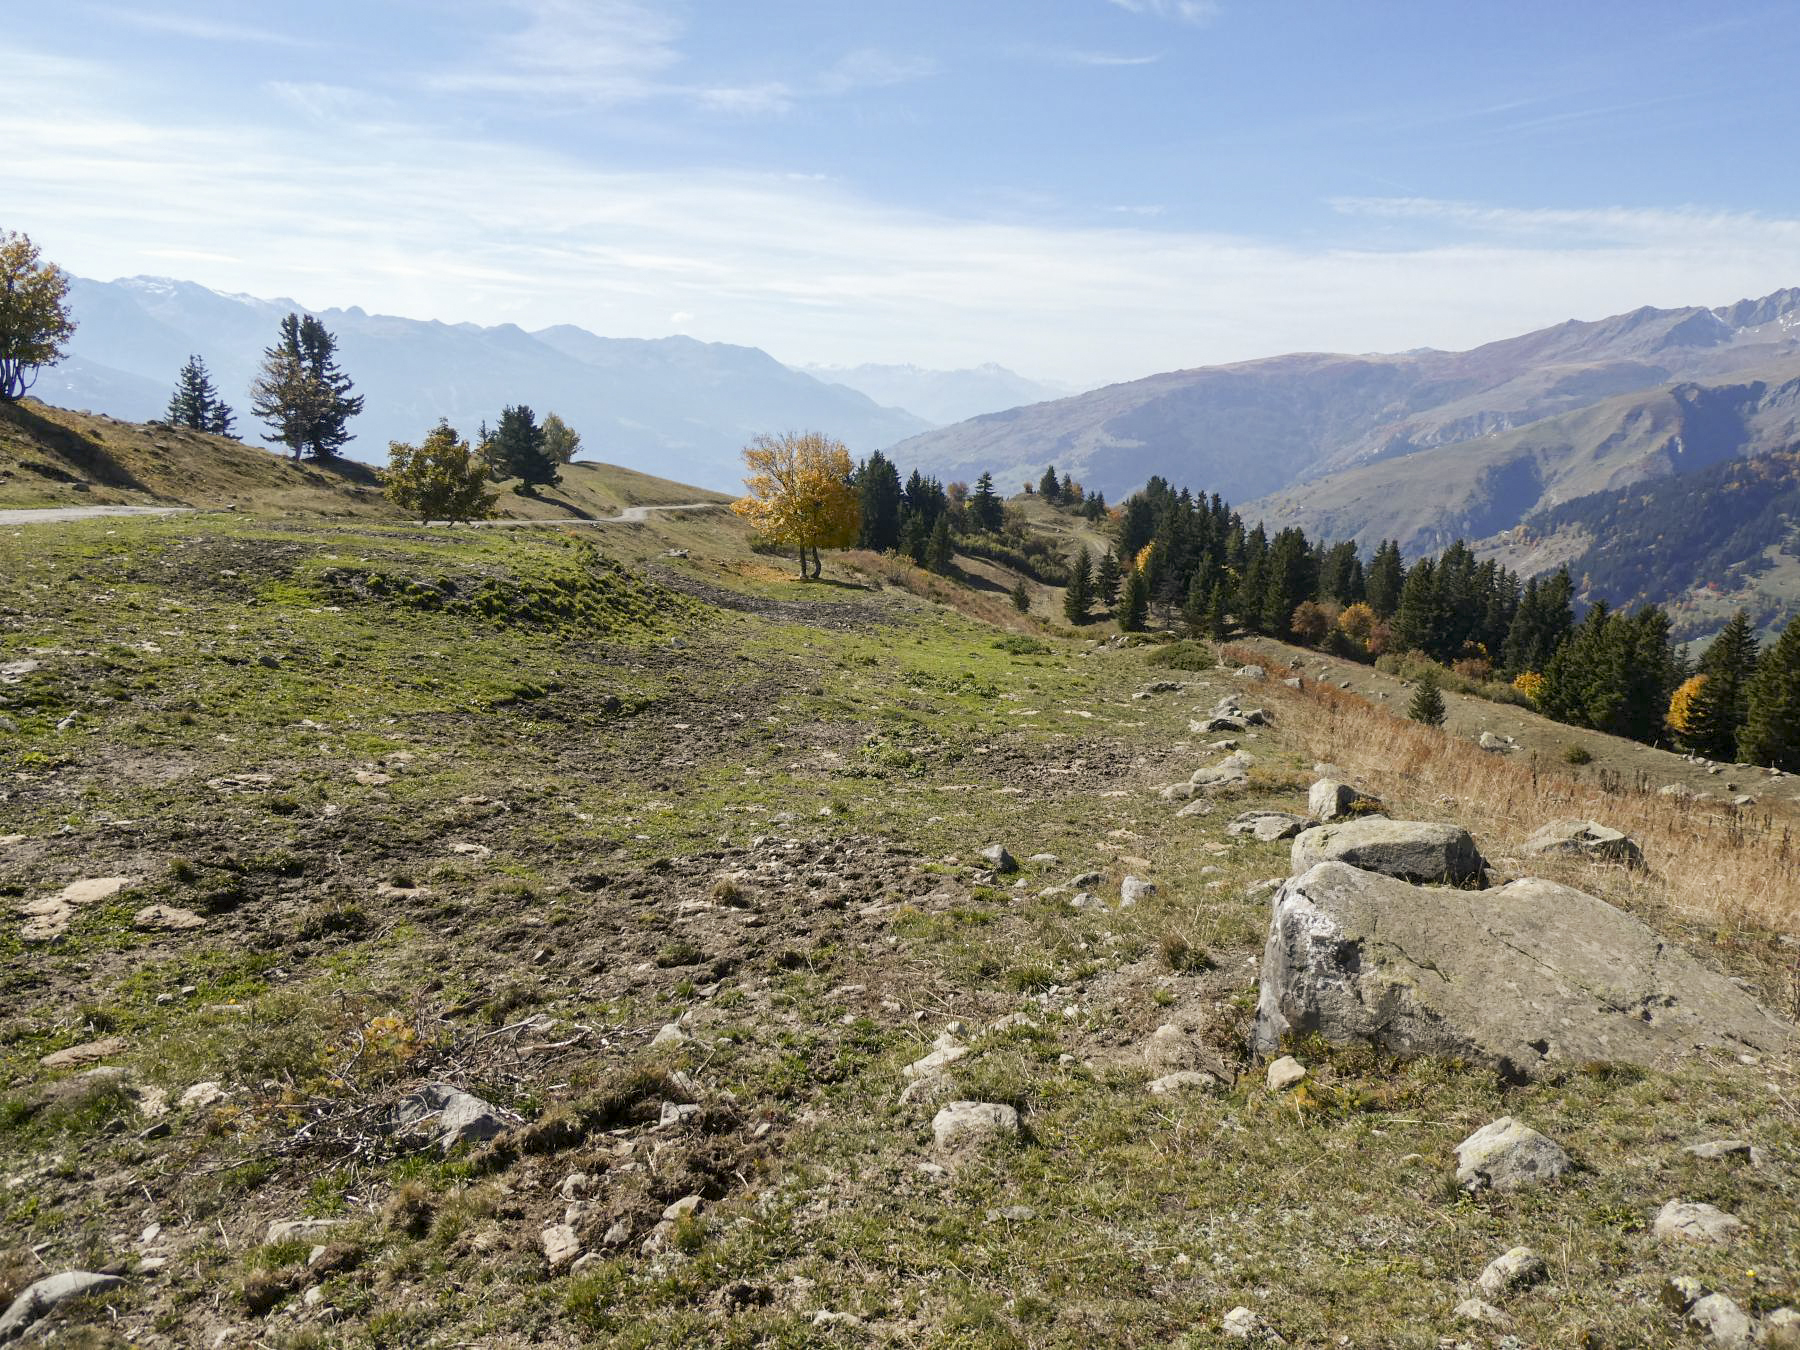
[1063,545,1092,624]
[1205,581,1231,639]
[1038,464,1061,502]
[1684,610,1759,758]
[1010,579,1030,612]
[1390,557,1440,654]
[1407,667,1447,727]
[1096,549,1122,607]
[1739,616,1800,771]
[1119,567,1150,632]
[249,313,363,459]
[483,404,561,493]
[166,354,224,430]
[856,451,903,551]
[1365,540,1405,618]
[969,471,1004,533]
[926,515,954,574]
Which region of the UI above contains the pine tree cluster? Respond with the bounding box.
[164,354,237,437]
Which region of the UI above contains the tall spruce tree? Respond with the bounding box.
[1739,616,1800,770]
[856,452,903,551]
[1390,557,1440,654]
[1365,540,1405,618]
[1096,549,1122,608]
[1038,464,1061,502]
[249,313,363,459]
[969,471,1004,533]
[1118,567,1150,632]
[925,515,954,574]
[167,354,223,430]
[1684,609,1760,758]
[1063,546,1092,624]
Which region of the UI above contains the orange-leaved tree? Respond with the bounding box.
[732,431,860,580]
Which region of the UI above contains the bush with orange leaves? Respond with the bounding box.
[1511,670,1546,704]
[732,432,861,580]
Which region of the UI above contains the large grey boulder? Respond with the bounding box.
[1251,862,1791,1077]
[0,1271,124,1342]
[1655,1200,1745,1246]
[1290,818,1486,886]
[1520,819,1644,868]
[1307,779,1373,821]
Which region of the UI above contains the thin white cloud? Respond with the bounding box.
[817,48,938,94]
[697,82,795,116]
[8,64,1800,389]
[85,4,316,47]
[1027,47,1163,67]
[426,0,682,104]
[1107,0,1222,25]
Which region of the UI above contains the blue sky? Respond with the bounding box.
[8,1,1800,386]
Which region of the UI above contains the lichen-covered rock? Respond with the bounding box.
[1454,1118,1570,1192]
[1307,779,1376,821]
[932,1101,1019,1153]
[1251,862,1790,1076]
[1655,1200,1745,1246]
[1477,1245,1546,1297]
[1290,818,1486,886]
[1226,811,1316,842]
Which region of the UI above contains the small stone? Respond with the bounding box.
[1452,1298,1512,1327]
[39,1037,129,1069]
[1221,1305,1283,1341]
[979,844,1017,873]
[133,904,206,932]
[1654,1200,1744,1246]
[931,1101,1019,1153]
[1684,1139,1764,1167]
[812,1311,864,1329]
[1476,1246,1546,1298]
[662,1194,702,1221]
[1454,1117,1570,1192]
[601,1220,630,1247]
[541,1223,581,1271]
[179,1081,227,1109]
[1689,1292,1755,1346]
[1147,1070,1216,1095]
[650,1023,689,1049]
[1120,875,1157,906]
[1265,1056,1306,1092]
[266,1218,342,1244]
[302,1285,326,1308]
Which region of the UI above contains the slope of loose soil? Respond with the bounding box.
[0,511,1795,1348]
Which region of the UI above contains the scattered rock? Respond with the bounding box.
[179,1081,227,1110]
[931,1101,1019,1153]
[979,844,1017,873]
[1227,810,1317,842]
[650,1023,689,1049]
[1520,819,1644,868]
[812,1310,864,1329]
[1147,1070,1217,1095]
[1478,731,1513,753]
[19,876,137,941]
[1307,779,1371,822]
[1251,862,1790,1076]
[392,1083,508,1153]
[903,1034,968,1081]
[0,1271,125,1342]
[1234,665,1266,680]
[1688,1292,1755,1345]
[1453,1118,1571,1193]
[541,1223,582,1271]
[1654,1200,1745,1246]
[1290,818,1487,886]
[39,1037,128,1069]
[1190,751,1253,792]
[1120,875,1157,906]
[1476,1246,1546,1298]
[1684,1138,1764,1167]
[133,904,206,932]
[1452,1298,1512,1327]
[1220,1305,1284,1341]
[1265,1056,1306,1092]
[662,1194,702,1221]
[266,1218,343,1244]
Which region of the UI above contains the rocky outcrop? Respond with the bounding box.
[1289,818,1487,885]
[1251,862,1791,1076]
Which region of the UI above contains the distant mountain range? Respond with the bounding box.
[895,287,1800,551]
[798,362,1068,428]
[43,277,1061,491]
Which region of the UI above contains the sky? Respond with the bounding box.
[8,0,1800,388]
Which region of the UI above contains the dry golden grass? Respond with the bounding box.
[1222,643,1800,941]
[840,548,1041,633]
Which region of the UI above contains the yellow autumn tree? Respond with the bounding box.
[1668,673,1708,738]
[1337,601,1378,651]
[732,431,860,580]
[1512,671,1546,704]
